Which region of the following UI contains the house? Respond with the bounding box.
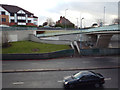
[0,4,38,27]
[56,16,75,28]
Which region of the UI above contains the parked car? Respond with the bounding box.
[63,71,105,88]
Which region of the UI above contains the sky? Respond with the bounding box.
[0,0,119,27]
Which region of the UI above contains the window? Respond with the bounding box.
[1,11,5,15]
[81,75,91,80]
[1,18,6,22]
[28,14,31,17]
[10,13,14,16]
[28,14,33,17]
[11,19,15,22]
[28,20,31,23]
[17,14,25,16]
[17,20,26,23]
[90,75,98,80]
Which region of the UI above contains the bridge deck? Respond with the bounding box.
[37,25,120,37]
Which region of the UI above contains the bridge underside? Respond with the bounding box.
[95,34,113,48]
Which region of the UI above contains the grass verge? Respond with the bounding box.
[2,41,71,54]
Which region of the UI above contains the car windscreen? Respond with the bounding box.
[73,72,83,79]
[73,71,95,79]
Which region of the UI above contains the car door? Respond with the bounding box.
[78,76,89,86]
[89,75,99,85]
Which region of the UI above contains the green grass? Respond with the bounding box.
[2,41,71,54]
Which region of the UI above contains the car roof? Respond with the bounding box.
[78,71,96,76]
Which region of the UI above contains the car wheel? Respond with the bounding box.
[95,83,100,88]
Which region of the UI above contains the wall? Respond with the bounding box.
[80,48,120,56]
[1,30,34,44]
[2,49,74,60]
[29,34,71,45]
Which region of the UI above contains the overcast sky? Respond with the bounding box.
[1,0,119,27]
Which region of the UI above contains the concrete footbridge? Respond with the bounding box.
[30,24,120,54]
[36,25,119,37]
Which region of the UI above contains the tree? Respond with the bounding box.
[42,22,48,26]
[46,18,55,27]
[112,18,120,24]
[96,19,103,27]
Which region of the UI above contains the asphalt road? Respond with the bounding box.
[2,56,119,70]
[2,56,120,88]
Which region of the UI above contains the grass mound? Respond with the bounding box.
[2,41,71,54]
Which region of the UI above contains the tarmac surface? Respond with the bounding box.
[2,56,120,88]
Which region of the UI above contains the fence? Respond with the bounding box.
[1,27,38,31]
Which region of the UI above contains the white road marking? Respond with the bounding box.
[13,82,24,85]
[104,78,111,81]
[58,80,64,83]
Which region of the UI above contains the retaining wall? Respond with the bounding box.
[29,34,72,45]
[2,49,74,60]
[80,48,120,56]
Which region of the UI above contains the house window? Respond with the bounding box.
[1,11,6,15]
[1,18,6,22]
[17,20,26,23]
[28,20,31,23]
[17,14,25,17]
[28,14,31,17]
[11,19,15,22]
[10,13,14,16]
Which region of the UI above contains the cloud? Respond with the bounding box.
[1,0,118,26]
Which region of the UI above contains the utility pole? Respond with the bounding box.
[103,6,106,25]
[65,9,68,30]
[81,18,84,28]
[76,18,78,28]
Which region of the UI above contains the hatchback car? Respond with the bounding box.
[63,71,105,88]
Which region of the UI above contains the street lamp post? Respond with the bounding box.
[103,6,106,26]
[81,17,84,28]
[76,18,78,28]
[80,17,84,51]
[65,9,68,30]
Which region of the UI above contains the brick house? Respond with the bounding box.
[0,4,38,26]
[56,16,75,28]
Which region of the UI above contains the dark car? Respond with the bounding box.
[63,71,105,88]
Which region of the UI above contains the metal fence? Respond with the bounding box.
[0,27,38,31]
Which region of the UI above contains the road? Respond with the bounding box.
[2,56,120,88]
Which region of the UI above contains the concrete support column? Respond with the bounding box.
[95,34,113,48]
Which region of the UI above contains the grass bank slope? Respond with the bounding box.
[2,41,71,54]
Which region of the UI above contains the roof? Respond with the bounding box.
[0,4,33,15]
[33,16,38,18]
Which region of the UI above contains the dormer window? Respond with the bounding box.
[1,11,5,15]
[28,14,31,17]
[17,14,25,16]
[10,13,14,16]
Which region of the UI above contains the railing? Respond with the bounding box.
[0,27,38,31]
